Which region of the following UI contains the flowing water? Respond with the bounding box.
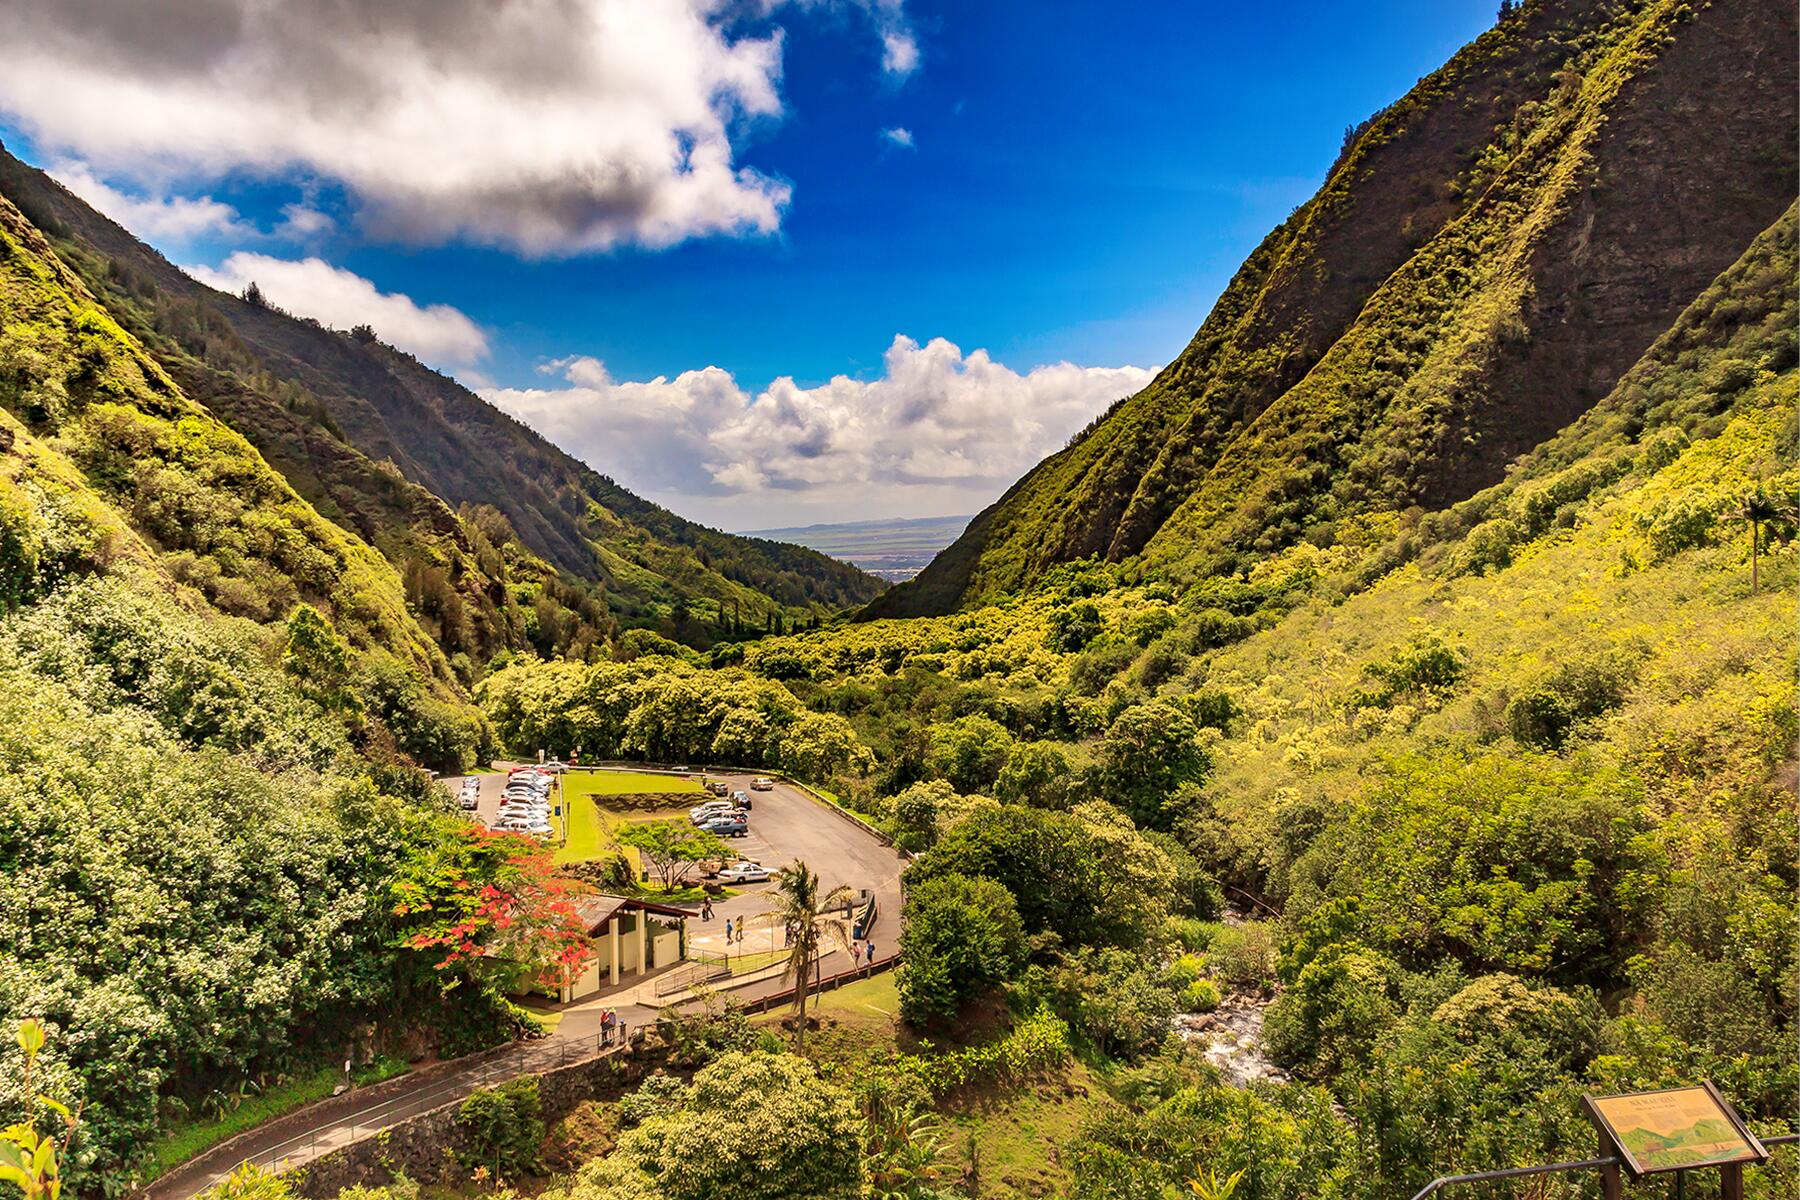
[1175,994,1290,1087]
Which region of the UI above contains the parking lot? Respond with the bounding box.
[444,766,906,967]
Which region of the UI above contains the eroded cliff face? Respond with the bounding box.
[869,0,1798,616]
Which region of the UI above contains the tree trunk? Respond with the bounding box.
[1751,520,1760,594]
[794,944,810,1053]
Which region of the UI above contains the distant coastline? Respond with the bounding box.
[740,514,971,581]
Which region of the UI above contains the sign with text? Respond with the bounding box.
[1584,1083,1766,1177]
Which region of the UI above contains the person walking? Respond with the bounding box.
[866,939,876,966]
[701,898,713,922]
[725,917,734,943]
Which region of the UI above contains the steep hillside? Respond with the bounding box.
[0,145,885,643]
[872,0,1797,616]
[0,189,495,769]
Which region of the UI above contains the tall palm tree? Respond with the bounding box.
[769,859,853,1053]
[1726,483,1797,595]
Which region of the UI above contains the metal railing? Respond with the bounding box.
[654,955,731,996]
[235,1023,634,1179]
[1410,1132,1800,1199]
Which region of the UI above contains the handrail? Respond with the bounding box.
[1410,1132,1800,1199]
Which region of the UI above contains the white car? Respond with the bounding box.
[689,800,738,822]
[715,861,771,884]
[750,777,775,791]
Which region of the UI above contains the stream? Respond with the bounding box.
[1175,994,1290,1087]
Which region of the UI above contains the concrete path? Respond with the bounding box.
[142,767,905,1200]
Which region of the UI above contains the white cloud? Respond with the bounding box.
[881,127,915,149]
[183,253,490,367]
[483,336,1155,526]
[1,0,913,256]
[276,204,335,240]
[48,160,249,243]
[881,31,920,76]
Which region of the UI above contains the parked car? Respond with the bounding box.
[689,799,738,822]
[750,777,774,791]
[731,790,753,810]
[706,780,730,797]
[715,861,770,883]
[700,813,749,837]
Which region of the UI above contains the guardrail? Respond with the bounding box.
[239,1023,635,1176]
[1409,1132,1800,1199]
[729,954,899,1017]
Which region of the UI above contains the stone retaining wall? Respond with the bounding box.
[289,1046,665,1198]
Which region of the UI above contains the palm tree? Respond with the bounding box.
[769,859,853,1053]
[1726,483,1797,595]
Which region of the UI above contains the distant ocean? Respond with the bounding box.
[740,514,971,582]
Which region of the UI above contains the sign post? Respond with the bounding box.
[1583,1083,1767,1198]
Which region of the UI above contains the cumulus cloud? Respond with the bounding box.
[184,253,490,366]
[0,0,911,256]
[483,336,1155,526]
[881,31,921,76]
[49,160,250,243]
[276,204,335,240]
[881,127,916,149]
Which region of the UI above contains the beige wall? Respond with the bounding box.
[559,910,685,1001]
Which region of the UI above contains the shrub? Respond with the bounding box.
[899,873,1026,1025]
[1180,979,1222,1012]
[455,1078,544,1178]
[1206,923,1278,991]
[1048,947,1180,1062]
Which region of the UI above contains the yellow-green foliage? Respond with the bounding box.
[0,193,461,694]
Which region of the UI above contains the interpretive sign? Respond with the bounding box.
[1584,1083,1766,1178]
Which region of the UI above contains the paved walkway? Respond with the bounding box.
[142,768,905,1200]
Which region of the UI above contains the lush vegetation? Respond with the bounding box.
[462,200,1799,1196]
[3,4,1797,1199]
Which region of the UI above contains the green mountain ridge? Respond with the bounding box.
[870,0,1797,617]
[0,146,885,655]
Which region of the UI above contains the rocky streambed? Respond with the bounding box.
[1175,993,1289,1088]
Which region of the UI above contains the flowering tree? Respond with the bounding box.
[390,827,591,995]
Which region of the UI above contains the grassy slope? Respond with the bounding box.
[873,0,1797,616]
[0,192,459,690]
[1192,202,1799,892]
[0,145,886,628]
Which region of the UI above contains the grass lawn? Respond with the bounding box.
[726,948,789,976]
[555,770,698,866]
[568,770,704,797]
[142,1058,408,1182]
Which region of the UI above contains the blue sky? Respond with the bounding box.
[0,0,1495,526]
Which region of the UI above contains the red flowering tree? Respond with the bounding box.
[390,827,591,995]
